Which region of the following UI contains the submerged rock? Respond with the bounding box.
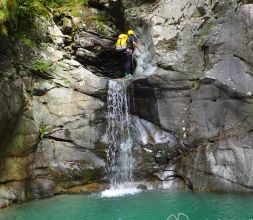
[136,184,148,191]
[68,183,107,194]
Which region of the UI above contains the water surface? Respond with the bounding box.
[0,190,253,220]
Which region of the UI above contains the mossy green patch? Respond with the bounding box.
[196,22,214,47]
[96,20,105,33]
[14,133,25,149]
[192,79,200,90]
[14,32,37,47]
[52,0,87,16]
[1,72,9,81]
[82,169,96,185]
[82,13,109,30]
[50,0,87,8]
[63,79,70,84]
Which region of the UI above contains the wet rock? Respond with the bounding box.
[0,198,11,208]
[131,116,177,180]
[62,17,73,35]
[29,179,55,198]
[71,68,108,99]
[0,82,23,146]
[73,27,123,77]
[33,79,56,96]
[176,133,253,192]
[136,184,148,190]
[126,0,253,192]
[201,56,253,97]
[0,182,26,207]
[68,183,107,193]
[1,0,253,206]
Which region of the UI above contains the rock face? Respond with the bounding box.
[125,0,253,191]
[0,5,111,207]
[0,0,253,208]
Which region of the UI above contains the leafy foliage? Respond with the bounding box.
[14,31,36,46]
[32,60,51,73]
[0,0,87,35]
[0,0,17,35]
[39,125,46,139]
[44,0,87,8]
[17,0,50,19]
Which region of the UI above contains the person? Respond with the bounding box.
[124,30,141,77]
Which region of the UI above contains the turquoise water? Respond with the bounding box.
[0,190,253,220]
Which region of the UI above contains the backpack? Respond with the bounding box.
[115,34,128,51]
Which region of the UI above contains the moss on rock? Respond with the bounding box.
[81,169,96,184]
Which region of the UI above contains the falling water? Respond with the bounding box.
[102,80,139,197]
[107,80,134,185]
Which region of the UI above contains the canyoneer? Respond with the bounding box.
[116,29,141,77]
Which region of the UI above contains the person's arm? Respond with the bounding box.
[133,41,141,52]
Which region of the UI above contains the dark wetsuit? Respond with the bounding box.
[124,36,135,74]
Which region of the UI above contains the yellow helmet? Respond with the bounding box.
[128,30,134,35]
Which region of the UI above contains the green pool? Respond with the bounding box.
[0,190,253,220]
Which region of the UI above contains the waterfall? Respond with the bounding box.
[107,80,134,185]
[102,80,139,197]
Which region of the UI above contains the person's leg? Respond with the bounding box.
[125,55,132,77]
[130,55,134,76]
[124,55,128,76]
[123,51,130,77]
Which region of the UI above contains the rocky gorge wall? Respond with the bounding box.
[0,0,253,208]
[127,0,253,192]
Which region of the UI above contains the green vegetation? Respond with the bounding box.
[63,78,70,84]
[83,14,108,32]
[96,20,105,33]
[0,0,50,35]
[17,0,50,19]
[14,31,36,47]
[196,22,214,47]
[1,72,9,81]
[0,0,87,35]
[39,125,46,139]
[192,79,200,90]
[82,169,96,184]
[14,133,25,149]
[241,0,253,3]
[48,0,87,16]
[32,60,51,73]
[45,0,86,9]
[0,0,17,35]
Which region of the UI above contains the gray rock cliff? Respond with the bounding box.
[0,0,253,208]
[126,0,253,191]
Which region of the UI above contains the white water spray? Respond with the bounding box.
[102,80,140,197]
